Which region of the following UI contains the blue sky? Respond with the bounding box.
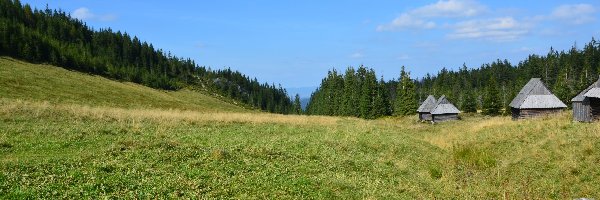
[22,0,600,97]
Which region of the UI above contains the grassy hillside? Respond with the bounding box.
[1,58,600,198]
[0,57,247,112]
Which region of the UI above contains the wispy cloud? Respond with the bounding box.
[448,17,530,41]
[550,4,596,25]
[525,4,597,37]
[377,0,487,31]
[512,46,535,53]
[411,0,487,18]
[350,52,364,59]
[376,14,436,31]
[377,1,600,42]
[397,54,410,60]
[72,7,117,22]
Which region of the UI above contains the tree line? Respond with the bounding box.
[307,38,600,119]
[305,66,416,119]
[418,39,599,116]
[0,0,294,114]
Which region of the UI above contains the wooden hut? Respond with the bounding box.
[417,95,437,121]
[572,76,600,122]
[509,78,567,119]
[430,95,460,122]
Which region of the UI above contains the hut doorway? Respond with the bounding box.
[590,98,600,121]
[511,108,520,120]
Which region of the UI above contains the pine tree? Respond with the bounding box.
[357,66,372,118]
[394,66,418,116]
[331,69,344,115]
[482,76,501,116]
[462,89,477,113]
[371,77,391,118]
[553,67,572,106]
[292,94,302,114]
[342,67,358,117]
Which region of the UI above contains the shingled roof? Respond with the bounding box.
[572,76,600,102]
[431,95,460,114]
[417,95,437,113]
[509,78,567,109]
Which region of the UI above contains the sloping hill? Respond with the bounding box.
[0,57,247,112]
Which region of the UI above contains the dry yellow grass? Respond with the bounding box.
[0,98,340,126]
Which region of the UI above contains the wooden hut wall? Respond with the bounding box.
[572,99,591,122]
[513,108,563,119]
[432,113,458,122]
[419,113,432,121]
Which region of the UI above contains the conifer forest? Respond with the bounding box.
[307,41,600,119]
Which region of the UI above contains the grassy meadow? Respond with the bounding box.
[1,58,600,198]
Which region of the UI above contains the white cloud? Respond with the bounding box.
[377,0,486,31]
[551,4,596,25]
[378,1,596,41]
[377,14,436,31]
[448,17,529,41]
[72,7,116,22]
[350,52,364,59]
[412,0,487,18]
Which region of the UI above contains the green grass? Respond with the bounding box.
[1,58,600,198]
[0,57,247,112]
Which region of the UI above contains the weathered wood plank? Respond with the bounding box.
[419,112,432,121]
[432,113,458,122]
[512,108,563,120]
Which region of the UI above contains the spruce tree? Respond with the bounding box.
[482,76,501,116]
[553,67,572,106]
[371,77,391,118]
[394,66,418,116]
[332,69,345,115]
[342,67,358,117]
[462,89,477,113]
[357,66,372,118]
[293,94,302,114]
